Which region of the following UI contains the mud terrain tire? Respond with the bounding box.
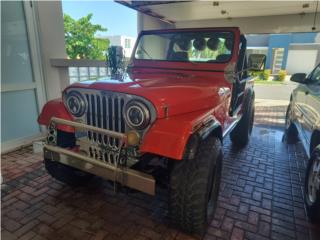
[45,130,93,186]
[45,159,93,186]
[230,92,255,148]
[304,145,320,222]
[169,136,222,236]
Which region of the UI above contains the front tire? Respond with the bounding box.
[230,93,255,148]
[45,159,94,186]
[168,136,222,236]
[304,145,320,222]
[45,130,93,186]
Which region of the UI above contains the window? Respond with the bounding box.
[1,1,45,150]
[134,31,234,63]
[309,65,320,84]
[125,38,131,49]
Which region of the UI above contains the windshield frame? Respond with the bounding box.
[132,28,236,65]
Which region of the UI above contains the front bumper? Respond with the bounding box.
[44,117,155,195]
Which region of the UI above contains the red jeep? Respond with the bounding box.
[38,27,255,235]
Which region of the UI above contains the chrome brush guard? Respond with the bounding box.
[44,117,155,195]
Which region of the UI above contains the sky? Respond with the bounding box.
[62,0,137,37]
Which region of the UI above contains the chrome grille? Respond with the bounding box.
[64,88,156,166]
[84,92,126,165]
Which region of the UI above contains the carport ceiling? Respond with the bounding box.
[116,1,319,24]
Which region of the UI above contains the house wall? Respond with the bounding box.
[120,36,136,58]
[246,34,269,47]
[137,13,174,32]
[246,32,319,71]
[286,44,320,74]
[291,32,318,43]
[108,35,122,46]
[266,33,318,70]
[106,35,136,58]
[266,34,292,69]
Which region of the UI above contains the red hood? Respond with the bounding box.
[67,72,229,119]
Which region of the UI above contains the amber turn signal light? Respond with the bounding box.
[126,131,140,146]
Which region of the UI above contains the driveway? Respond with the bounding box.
[2,100,320,240]
[255,81,298,101]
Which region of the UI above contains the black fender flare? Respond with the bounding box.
[183,119,222,160]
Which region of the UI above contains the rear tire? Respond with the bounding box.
[169,136,222,236]
[304,145,320,222]
[230,93,255,148]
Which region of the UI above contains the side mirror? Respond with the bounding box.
[248,54,266,71]
[290,73,307,83]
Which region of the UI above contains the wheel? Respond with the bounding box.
[168,136,222,236]
[304,145,320,222]
[230,92,255,148]
[45,130,93,186]
[284,104,299,144]
[45,159,93,186]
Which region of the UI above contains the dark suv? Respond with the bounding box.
[285,64,320,222]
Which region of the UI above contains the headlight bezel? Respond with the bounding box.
[64,90,87,117]
[124,100,151,130]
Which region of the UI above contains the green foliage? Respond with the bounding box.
[93,38,110,60]
[277,70,287,81]
[64,13,109,60]
[249,69,271,81]
[250,71,263,80]
[263,69,271,80]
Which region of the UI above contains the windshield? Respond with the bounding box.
[134,30,234,63]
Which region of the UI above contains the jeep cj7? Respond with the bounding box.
[38,27,256,236]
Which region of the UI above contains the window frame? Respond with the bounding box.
[125,38,131,49]
[133,30,235,64]
[308,64,320,84]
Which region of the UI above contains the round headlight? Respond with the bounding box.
[65,91,86,117]
[125,101,150,130]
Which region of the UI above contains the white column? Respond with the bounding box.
[35,1,68,100]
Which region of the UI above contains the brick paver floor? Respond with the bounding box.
[2,100,320,240]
